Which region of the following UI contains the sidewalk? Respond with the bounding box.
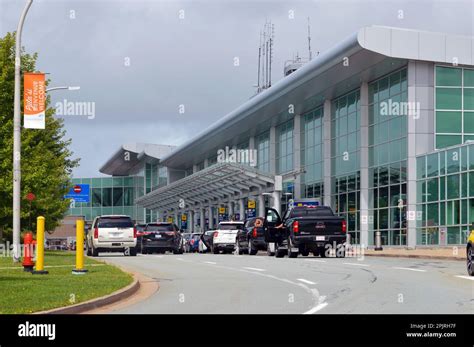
[363,247,465,261]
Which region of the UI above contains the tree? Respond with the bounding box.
[0,32,79,240]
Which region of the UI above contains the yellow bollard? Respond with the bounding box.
[72,219,88,275]
[32,216,48,275]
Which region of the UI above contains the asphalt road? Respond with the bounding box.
[99,252,473,314]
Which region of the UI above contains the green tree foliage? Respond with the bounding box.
[0,32,79,239]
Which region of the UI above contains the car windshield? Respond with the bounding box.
[146,224,175,231]
[218,223,244,230]
[97,217,133,228]
[290,208,334,218]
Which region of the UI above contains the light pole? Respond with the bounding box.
[12,0,33,262]
[46,86,80,92]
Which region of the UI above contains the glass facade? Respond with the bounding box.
[416,143,472,245]
[67,176,145,223]
[276,120,294,174]
[369,68,408,246]
[435,65,474,148]
[302,106,324,185]
[257,131,270,173]
[331,89,361,244]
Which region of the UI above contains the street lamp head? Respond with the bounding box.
[68,86,80,91]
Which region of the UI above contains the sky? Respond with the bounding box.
[1,0,473,177]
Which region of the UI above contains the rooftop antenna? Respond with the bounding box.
[257,30,262,93]
[307,17,312,61]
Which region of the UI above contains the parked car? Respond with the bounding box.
[86,215,137,257]
[140,222,184,254]
[467,224,474,276]
[135,223,147,253]
[187,233,201,253]
[235,217,267,255]
[199,230,215,253]
[263,199,346,258]
[202,221,244,254]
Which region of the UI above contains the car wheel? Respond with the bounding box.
[267,243,275,256]
[129,247,137,256]
[319,247,327,258]
[467,245,474,276]
[275,248,285,258]
[288,238,298,258]
[212,245,219,254]
[301,250,310,257]
[92,245,99,257]
[86,241,91,256]
[248,240,258,255]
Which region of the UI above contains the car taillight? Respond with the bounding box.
[293,220,299,233]
[342,220,347,233]
[252,228,257,238]
[213,232,219,238]
[94,227,98,239]
[133,227,137,238]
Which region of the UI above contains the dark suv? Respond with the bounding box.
[235,217,267,255]
[140,222,184,254]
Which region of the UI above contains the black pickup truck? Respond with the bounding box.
[263,205,347,258]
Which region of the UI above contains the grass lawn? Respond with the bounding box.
[0,251,133,314]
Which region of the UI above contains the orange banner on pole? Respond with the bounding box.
[24,72,46,129]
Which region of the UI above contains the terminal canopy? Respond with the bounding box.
[135,163,277,212]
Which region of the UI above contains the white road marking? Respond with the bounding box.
[242,267,266,272]
[176,258,184,261]
[305,259,327,263]
[343,262,370,267]
[455,275,474,281]
[297,278,317,285]
[303,302,328,314]
[392,267,426,272]
[203,261,217,265]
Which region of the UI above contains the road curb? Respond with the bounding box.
[364,253,464,261]
[35,269,140,315]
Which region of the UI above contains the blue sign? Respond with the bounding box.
[65,184,90,203]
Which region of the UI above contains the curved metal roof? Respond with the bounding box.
[159,26,474,169]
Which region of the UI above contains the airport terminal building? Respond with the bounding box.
[68,26,474,249]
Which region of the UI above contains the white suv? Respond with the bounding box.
[211,221,244,254]
[86,215,137,257]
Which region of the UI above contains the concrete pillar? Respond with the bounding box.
[227,200,234,219]
[323,99,332,207]
[204,158,209,168]
[208,206,214,229]
[249,136,256,168]
[188,210,194,232]
[192,164,199,173]
[293,114,302,199]
[239,199,245,221]
[359,82,370,249]
[407,61,418,249]
[269,126,277,174]
[273,175,283,215]
[200,207,205,231]
[174,211,179,228]
[258,194,265,217]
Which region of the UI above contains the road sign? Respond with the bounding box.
[65,184,90,203]
[25,192,36,202]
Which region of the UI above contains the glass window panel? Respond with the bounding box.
[91,178,102,188]
[112,187,123,206]
[436,135,462,149]
[440,202,446,225]
[447,174,460,199]
[436,88,462,110]
[389,72,401,96]
[101,178,113,188]
[379,77,389,100]
[464,69,474,87]
[401,69,407,91]
[102,188,112,207]
[427,178,438,202]
[436,66,462,86]
[464,89,474,110]
[436,111,462,133]
[417,157,426,179]
[427,203,439,227]
[470,172,474,197]
[446,148,460,173]
[92,188,102,207]
[426,153,438,177]
[464,112,474,133]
